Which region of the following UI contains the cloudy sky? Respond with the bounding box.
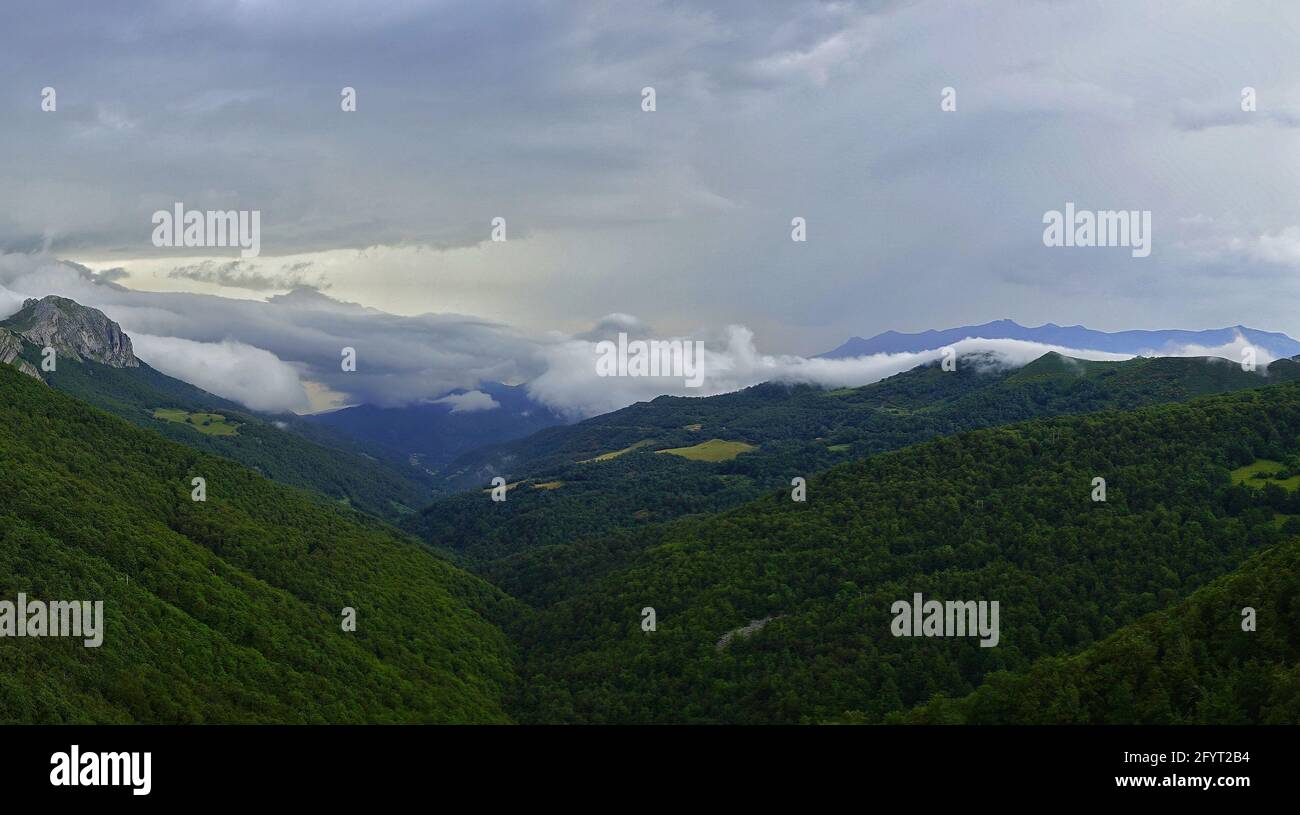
[2,1,1298,415]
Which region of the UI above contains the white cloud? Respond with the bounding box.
[0,253,1283,420]
[1153,332,1277,371]
[128,334,310,413]
[526,328,1136,418]
[0,286,27,318]
[431,390,500,413]
[1250,226,1300,266]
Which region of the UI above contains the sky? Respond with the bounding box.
[2,1,1299,415]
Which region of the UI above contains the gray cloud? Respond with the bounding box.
[0,252,1282,418]
[95,266,130,282]
[168,260,329,291]
[2,1,1299,358]
[1,253,541,411]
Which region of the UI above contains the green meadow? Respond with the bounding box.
[153,408,241,436]
[1231,458,1300,491]
[656,439,757,462]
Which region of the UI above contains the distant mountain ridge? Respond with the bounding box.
[406,350,1300,581]
[819,319,1300,359]
[306,381,567,474]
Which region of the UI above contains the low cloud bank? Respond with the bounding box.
[527,328,1135,418]
[131,334,311,413]
[431,390,501,413]
[0,253,1280,419]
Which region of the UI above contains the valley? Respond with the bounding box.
[403,351,1300,586]
[2,296,1299,725]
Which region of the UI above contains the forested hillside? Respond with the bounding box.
[0,362,519,723]
[12,337,436,520]
[507,383,1300,723]
[409,353,1300,576]
[893,538,1300,724]
[6,331,1300,725]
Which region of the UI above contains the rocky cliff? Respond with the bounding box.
[0,328,43,381]
[0,295,139,369]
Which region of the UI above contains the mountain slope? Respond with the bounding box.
[409,352,1300,577]
[819,319,1300,359]
[0,296,436,520]
[894,538,1300,724]
[0,361,519,723]
[508,383,1300,723]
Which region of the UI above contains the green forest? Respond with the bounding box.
[29,349,435,520]
[894,539,1300,724]
[504,383,1300,723]
[3,345,1300,724]
[0,362,517,723]
[407,352,1300,579]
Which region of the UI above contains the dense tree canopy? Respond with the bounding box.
[0,363,518,723]
[6,349,1300,724]
[506,383,1300,723]
[411,353,1300,594]
[30,349,435,520]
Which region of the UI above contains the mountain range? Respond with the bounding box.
[3,294,1300,723]
[408,349,1300,585]
[819,318,1300,359]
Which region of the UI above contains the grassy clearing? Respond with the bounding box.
[1231,459,1300,491]
[656,439,756,462]
[581,439,656,463]
[153,408,240,436]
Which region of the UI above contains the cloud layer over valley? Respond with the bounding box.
[0,253,1279,419]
